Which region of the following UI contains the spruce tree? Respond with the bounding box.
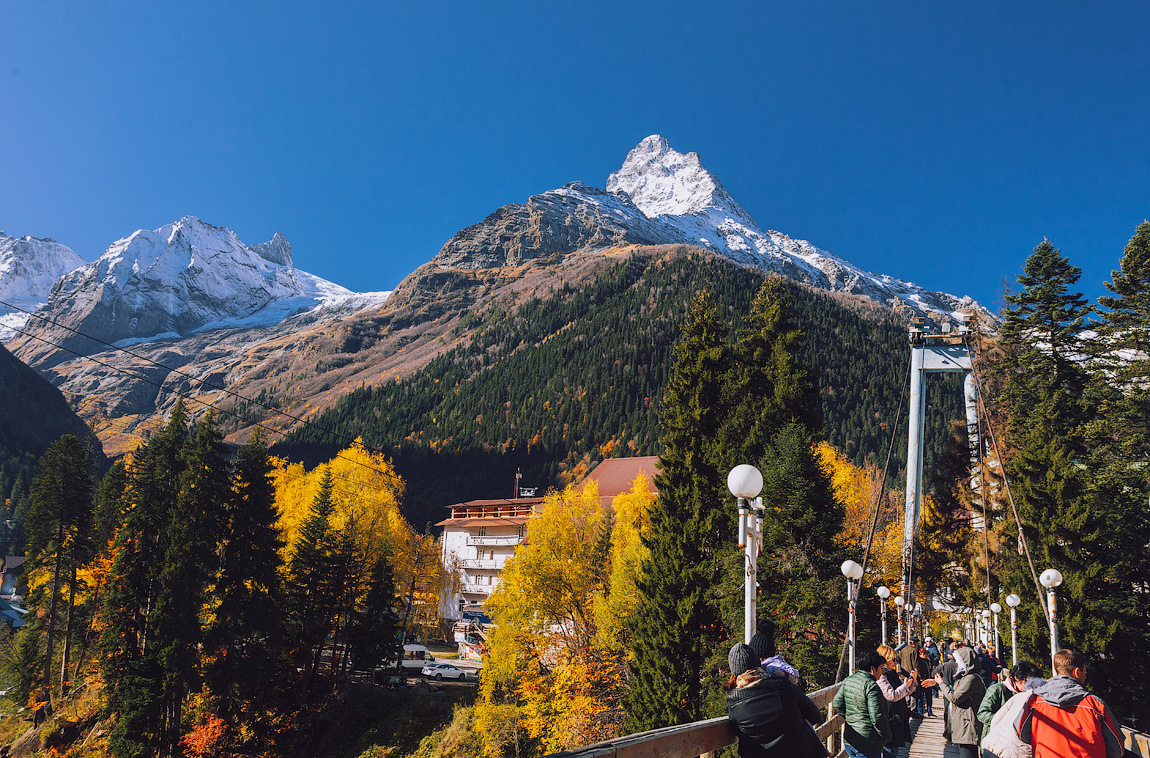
[625,292,731,730]
[993,239,1125,698]
[100,403,189,758]
[205,432,288,723]
[756,422,844,684]
[1080,220,1150,724]
[27,434,95,696]
[346,549,400,673]
[286,467,340,684]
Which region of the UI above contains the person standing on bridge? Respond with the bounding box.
[1016,649,1123,758]
[935,645,986,758]
[832,649,891,758]
[725,642,828,758]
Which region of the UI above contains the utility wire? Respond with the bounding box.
[3,307,402,487]
[0,297,392,470]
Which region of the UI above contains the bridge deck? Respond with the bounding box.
[903,695,955,758]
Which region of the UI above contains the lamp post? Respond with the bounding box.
[877,586,890,644]
[990,602,1002,658]
[981,609,991,646]
[729,465,765,644]
[841,560,864,672]
[894,595,905,644]
[906,602,915,640]
[1006,594,1021,667]
[1040,568,1064,670]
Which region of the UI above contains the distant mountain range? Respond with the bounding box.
[1,135,985,456]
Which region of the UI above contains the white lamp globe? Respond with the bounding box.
[841,560,864,580]
[1006,594,1021,608]
[981,609,991,619]
[877,585,890,599]
[728,465,764,499]
[894,595,905,607]
[1040,568,1064,588]
[990,602,1002,614]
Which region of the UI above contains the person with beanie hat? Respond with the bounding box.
[749,620,802,686]
[725,642,827,757]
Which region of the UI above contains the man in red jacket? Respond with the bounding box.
[1017,649,1123,758]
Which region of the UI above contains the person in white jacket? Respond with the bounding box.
[980,674,1045,758]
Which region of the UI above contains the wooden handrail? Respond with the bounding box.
[542,682,844,758]
[1124,726,1150,758]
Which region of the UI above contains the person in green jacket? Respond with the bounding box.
[832,650,891,758]
[977,660,1041,735]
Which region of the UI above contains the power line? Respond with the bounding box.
[2,302,402,487]
[1,297,380,456]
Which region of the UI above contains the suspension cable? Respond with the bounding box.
[835,354,912,683]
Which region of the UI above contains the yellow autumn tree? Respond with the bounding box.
[270,439,450,638]
[817,441,902,587]
[475,474,654,756]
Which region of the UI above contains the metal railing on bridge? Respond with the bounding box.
[543,682,846,758]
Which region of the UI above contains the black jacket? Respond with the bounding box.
[726,674,826,758]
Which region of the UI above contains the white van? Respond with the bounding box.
[390,644,435,672]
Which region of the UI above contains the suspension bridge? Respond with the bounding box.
[540,318,1150,758]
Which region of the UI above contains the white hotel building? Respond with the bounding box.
[438,456,659,621]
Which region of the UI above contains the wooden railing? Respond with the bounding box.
[542,682,845,758]
[1124,726,1150,758]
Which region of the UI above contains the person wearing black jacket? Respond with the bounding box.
[726,642,828,757]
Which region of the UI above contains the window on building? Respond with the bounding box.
[477,527,486,537]
[517,525,525,539]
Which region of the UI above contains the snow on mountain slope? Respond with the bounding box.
[604,135,982,319]
[8,216,390,368]
[0,231,86,340]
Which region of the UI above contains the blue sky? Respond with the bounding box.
[3,1,1148,311]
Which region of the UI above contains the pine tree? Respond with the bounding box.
[625,292,731,730]
[27,434,95,696]
[205,432,288,722]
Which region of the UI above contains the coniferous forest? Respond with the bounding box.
[278,249,965,528]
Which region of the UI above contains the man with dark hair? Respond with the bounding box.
[1017,649,1123,758]
[832,650,891,758]
[978,659,1041,735]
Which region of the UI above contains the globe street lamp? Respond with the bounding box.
[877,586,890,644]
[841,560,864,672]
[1040,568,1064,670]
[906,602,916,640]
[1005,594,1021,667]
[894,595,905,645]
[981,609,991,646]
[990,602,1003,658]
[729,465,764,643]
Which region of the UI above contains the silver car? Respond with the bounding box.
[420,662,470,680]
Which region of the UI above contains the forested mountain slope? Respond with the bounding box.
[278,247,965,528]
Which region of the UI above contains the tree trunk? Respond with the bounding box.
[59,561,77,694]
[42,533,64,693]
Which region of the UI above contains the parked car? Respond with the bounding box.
[421,662,471,680]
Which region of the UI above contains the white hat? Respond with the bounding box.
[925,636,933,643]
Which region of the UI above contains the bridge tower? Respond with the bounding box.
[903,315,977,610]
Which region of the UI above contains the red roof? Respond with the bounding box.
[435,516,531,528]
[442,497,545,509]
[585,456,660,498]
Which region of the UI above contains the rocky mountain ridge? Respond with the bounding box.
[435,135,984,320]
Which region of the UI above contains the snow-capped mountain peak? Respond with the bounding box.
[8,217,389,366]
[606,134,756,226]
[0,231,87,340]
